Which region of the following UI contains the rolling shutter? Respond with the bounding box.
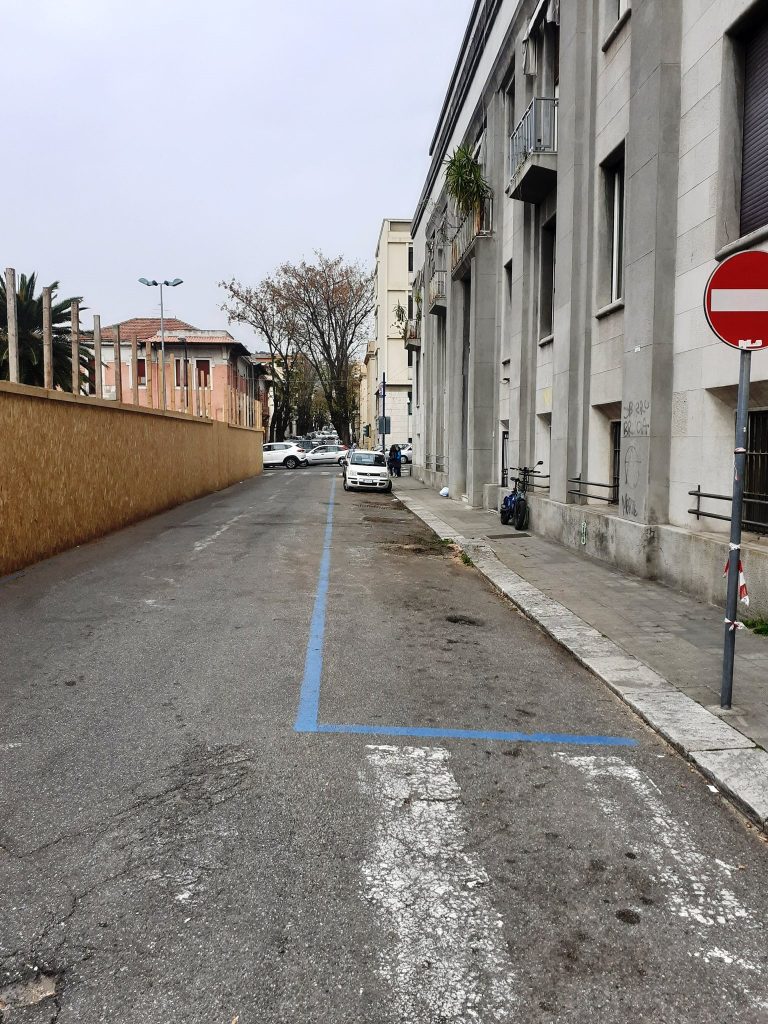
[741,20,768,236]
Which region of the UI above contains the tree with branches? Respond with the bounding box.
[271,253,373,445]
[219,277,299,441]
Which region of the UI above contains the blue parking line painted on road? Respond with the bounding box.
[294,478,337,732]
[315,722,637,748]
[293,477,636,749]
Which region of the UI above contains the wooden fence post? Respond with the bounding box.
[5,268,19,383]
[70,300,80,394]
[42,286,53,390]
[113,324,123,403]
[131,335,139,405]
[146,344,154,409]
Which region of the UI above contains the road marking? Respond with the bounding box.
[318,722,636,747]
[359,744,516,1022]
[294,478,337,731]
[559,753,764,995]
[293,483,636,747]
[0,742,22,751]
[193,512,248,553]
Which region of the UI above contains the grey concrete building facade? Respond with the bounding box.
[409,0,768,614]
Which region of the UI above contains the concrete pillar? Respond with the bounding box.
[5,268,19,383]
[548,0,597,503]
[42,286,53,390]
[70,300,80,395]
[113,324,123,403]
[93,315,102,398]
[447,275,466,497]
[130,335,138,405]
[619,0,681,525]
[466,238,498,505]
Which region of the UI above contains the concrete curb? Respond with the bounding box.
[398,493,768,832]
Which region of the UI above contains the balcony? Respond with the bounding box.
[428,268,447,311]
[405,318,421,350]
[450,197,493,274]
[508,97,558,204]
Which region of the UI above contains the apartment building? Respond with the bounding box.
[101,319,262,426]
[361,219,414,448]
[410,0,768,611]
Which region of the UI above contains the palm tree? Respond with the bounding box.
[0,272,86,390]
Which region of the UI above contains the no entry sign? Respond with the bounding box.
[704,250,768,350]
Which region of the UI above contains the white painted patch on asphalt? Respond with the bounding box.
[559,754,765,988]
[0,742,22,751]
[359,745,516,1022]
[193,512,248,553]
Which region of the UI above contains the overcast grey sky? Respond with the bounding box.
[3,0,470,348]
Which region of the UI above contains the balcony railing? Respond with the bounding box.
[406,318,420,341]
[509,97,559,181]
[451,198,493,271]
[428,269,447,307]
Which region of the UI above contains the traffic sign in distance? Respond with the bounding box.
[704,250,768,351]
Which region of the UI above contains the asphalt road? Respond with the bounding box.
[1,466,767,1023]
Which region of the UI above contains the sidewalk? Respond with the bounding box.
[394,475,768,829]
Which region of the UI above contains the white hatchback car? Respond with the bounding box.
[262,442,308,470]
[305,444,349,466]
[343,450,392,492]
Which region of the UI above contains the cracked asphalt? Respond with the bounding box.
[1,467,767,1022]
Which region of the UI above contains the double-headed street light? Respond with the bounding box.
[139,277,183,409]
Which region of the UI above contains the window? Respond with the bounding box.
[740,20,768,236]
[609,162,624,301]
[610,421,621,503]
[608,0,629,25]
[408,245,413,272]
[407,390,412,417]
[195,359,211,386]
[407,293,413,319]
[540,217,556,339]
[408,348,413,367]
[745,410,768,532]
[174,358,188,387]
[136,357,147,386]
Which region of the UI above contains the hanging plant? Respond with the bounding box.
[444,144,491,218]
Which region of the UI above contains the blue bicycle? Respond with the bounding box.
[500,462,542,529]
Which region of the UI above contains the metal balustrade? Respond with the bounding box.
[509,97,559,180]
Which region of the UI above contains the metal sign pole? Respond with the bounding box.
[721,349,751,709]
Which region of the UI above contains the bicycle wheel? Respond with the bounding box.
[514,497,528,530]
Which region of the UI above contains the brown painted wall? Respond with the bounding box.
[0,382,263,576]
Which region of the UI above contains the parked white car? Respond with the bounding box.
[398,443,413,464]
[305,444,349,466]
[343,451,392,492]
[263,442,308,470]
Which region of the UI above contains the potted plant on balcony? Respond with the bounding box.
[444,144,491,225]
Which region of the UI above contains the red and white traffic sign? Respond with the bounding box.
[704,250,768,350]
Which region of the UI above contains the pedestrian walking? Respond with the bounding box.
[388,444,398,477]
[393,444,402,478]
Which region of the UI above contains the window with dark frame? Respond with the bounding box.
[408,245,413,272]
[609,162,624,302]
[174,358,188,388]
[610,421,621,503]
[740,19,768,236]
[408,292,413,319]
[540,217,556,339]
[136,357,147,386]
[745,409,768,532]
[196,359,211,387]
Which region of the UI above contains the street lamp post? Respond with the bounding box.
[139,277,183,409]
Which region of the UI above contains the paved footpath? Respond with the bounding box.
[396,476,768,830]
[1,468,767,1022]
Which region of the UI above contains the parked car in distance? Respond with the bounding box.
[263,442,308,470]
[398,443,413,464]
[343,450,391,492]
[304,443,349,466]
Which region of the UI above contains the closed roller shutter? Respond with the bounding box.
[741,20,768,236]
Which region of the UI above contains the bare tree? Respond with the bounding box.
[271,253,373,445]
[219,277,298,441]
